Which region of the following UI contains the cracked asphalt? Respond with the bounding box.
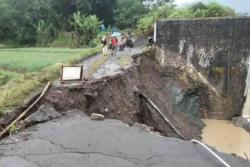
[0,111,249,167]
[92,48,142,79]
[80,47,142,79]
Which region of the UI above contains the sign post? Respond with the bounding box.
[61,65,83,84]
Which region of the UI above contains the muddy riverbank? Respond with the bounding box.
[202,119,250,160]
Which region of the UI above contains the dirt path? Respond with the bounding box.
[78,47,142,80]
[92,48,142,79]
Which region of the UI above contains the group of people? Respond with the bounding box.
[101,32,133,56]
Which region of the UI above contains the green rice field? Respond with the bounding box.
[0,47,100,114]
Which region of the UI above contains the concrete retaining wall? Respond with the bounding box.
[155,17,250,117]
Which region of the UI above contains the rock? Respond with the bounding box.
[232,117,250,132]
[132,85,139,94]
[25,105,62,125]
[83,92,98,98]
[52,81,62,88]
[104,108,109,113]
[90,113,105,121]
[134,123,154,133]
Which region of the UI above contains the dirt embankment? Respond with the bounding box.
[39,48,208,140]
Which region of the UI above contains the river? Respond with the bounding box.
[202,119,250,160]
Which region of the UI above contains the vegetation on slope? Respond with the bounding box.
[0,47,100,114]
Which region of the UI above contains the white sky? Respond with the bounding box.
[175,0,198,6]
[174,0,250,14]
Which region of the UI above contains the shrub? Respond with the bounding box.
[71,12,102,47]
[136,2,236,35]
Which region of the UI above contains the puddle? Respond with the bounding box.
[202,119,250,159]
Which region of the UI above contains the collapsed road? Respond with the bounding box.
[0,111,249,167]
[0,45,249,166]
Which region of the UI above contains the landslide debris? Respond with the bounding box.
[39,48,207,140]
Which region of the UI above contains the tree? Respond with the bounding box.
[115,0,148,29]
[0,0,55,45]
[137,4,174,34]
[48,0,77,30]
[76,0,117,26]
[136,2,236,35]
[203,2,235,17]
[143,0,173,8]
[190,2,235,17]
[36,20,56,46]
[71,12,102,47]
[0,0,38,44]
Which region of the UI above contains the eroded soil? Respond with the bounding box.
[41,48,204,140]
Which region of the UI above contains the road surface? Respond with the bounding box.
[0,111,249,167]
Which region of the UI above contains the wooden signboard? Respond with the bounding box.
[61,66,83,83]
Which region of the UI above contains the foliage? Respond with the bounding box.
[114,0,173,29]
[0,0,237,46]
[191,2,236,17]
[49,32,75,48]
[0,70,20,86]
[0,0,55,45]
[90,31,111,48]
[75,0,117,26]
[115,0,149,29]
[137,5,174,34]
[136,2,236,35]
[0,0,115,46]
[144,0,173,8]
[36,20,56,47]
[71,12,102,47]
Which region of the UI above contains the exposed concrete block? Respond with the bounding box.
[90,113,105,121]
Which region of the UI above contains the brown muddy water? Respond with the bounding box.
[202,119,250,160]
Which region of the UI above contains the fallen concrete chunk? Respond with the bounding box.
[133,123,154,133]
[25,105,62,124]
[40,105,62,119]
[90,113,105,121]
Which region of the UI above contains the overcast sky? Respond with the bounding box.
[174,0,250,14]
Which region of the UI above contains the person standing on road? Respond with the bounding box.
[101,36,108,55]
[111,36,118,56]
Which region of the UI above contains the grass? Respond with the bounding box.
[0,70,21,86]
[0,47,100,114]
[0,48,96,72]
[49,33,75,48]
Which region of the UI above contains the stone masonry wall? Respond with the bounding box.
[155,17,250,118]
